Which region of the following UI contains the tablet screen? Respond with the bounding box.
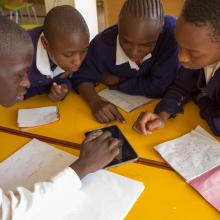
[85,125,138,168]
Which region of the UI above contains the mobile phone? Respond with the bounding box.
[85,125,138,168]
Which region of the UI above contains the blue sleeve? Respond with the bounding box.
[109,36,179,98]
[25,84,50,99]
[25,79,72,99]
[55,78,73,91]
[154,68,198,116]
[197,96,220,136]
[71,38,108,89]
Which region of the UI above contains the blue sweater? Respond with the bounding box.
[155,67,220,136]
[25,27,73,99]
[72,16,179,98]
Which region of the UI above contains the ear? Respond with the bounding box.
[41,35,49,50]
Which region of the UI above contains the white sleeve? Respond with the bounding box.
[0,167,81,220]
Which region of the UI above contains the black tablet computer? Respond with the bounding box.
[85,125,138,168]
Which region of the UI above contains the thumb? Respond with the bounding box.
[147,119,164,131]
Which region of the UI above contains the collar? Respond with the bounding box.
[36,33,65,78]
[116,36,152,71]
[204,61,220,84]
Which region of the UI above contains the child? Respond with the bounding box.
[0,17,120,219]
[72,0,179,123]
[25,5,90,102]
[133,0,220,136]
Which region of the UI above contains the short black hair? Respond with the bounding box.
[0,16,32,58]
[182,0,220,41]
[43,5,89,41]
[119,0,164,21]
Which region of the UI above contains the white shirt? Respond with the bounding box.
[0,167,82,220]
[204,61,220,84]
[36,34,65,79]
[116,36,152,71]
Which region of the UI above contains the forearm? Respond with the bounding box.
[196,96,220,136]
[196,95,219,120]
[110,76,171,98]
[77,82,102,107]
[0,167,81,220]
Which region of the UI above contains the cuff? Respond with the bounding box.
[55,79,73,92]
[154,99,184,117]
[208,116,220,136]
[52,167,82,192]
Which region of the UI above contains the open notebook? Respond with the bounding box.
[0,139,144,220]
[98,88,152,112]
[155,126,220,211]
[17,106,59,128]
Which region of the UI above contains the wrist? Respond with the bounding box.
[88,97,102,108]
[158,111,170,122]
[70,159,90,179]
[195,92,207,103]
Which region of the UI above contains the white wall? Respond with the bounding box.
[74,0,98,40]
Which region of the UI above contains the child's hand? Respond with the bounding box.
[91,100,125,124]
[70,131,120,179]
[133,112,166,135]
[100,73,120,86]
[48,82,69,102]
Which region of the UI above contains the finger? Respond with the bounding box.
[50,86,57,96]
[61,84,68,94]
[111,146,120,157]
[53,83,62,95]
[108,138,121,151]
[109,105,125,123]
[147,119,164,131]
[102,106,115,121]
[96,111,111,123]
[95,131,112,143]
[133,112,145,131]
[138,113,153,135]
[95,114,105,124]
[133,123,152,135]
[132,123,143,134]
[48,93,58,102]
[84,132,100,143]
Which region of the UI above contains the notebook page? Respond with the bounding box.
[98,88,152,112]
[0,139,144,220]
[155,130,220,181]
[17,106,59,127]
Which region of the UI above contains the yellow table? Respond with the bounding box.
[1,132,219,219]
[0,87,218,166]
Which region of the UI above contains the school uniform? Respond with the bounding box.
[155,63,220,135]
[0,167,82,220]
[25,27,73,99]
[72,16,179,98]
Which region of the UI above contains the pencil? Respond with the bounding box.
[0,125,171,170]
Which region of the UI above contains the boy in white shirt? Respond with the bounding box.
[0,16,120,220]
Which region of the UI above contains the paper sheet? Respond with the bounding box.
[155,126,220,181]
[0,139,75,190]
[98,88,152,112]
[193,125,217,142]
[65,170,144,220]
[17,106,59,128]
[0,139,144,220]
[189,165,220,212]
